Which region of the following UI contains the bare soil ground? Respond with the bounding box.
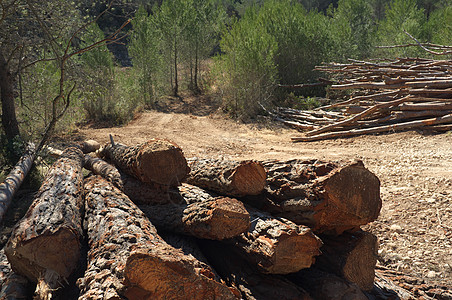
[74,95,452,289]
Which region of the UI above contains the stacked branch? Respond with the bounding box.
[270,58,452,141]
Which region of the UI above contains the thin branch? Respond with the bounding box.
[403,30,452,56]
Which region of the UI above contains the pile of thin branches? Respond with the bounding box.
[271,57,452,142]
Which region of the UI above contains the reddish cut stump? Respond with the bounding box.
[230,208,322,274]
[314,230,378,291]
[186,158,267,197]
[101,138,189,187]
[263,159,381,234]
[199,240,312,300]
[140,184,250,240]
[4,147,84,299]
[78,176,238,300]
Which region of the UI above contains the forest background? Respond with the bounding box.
[1,0,451,172]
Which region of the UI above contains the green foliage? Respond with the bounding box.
[215,8,278,119]
[330,0,376,59]
[427,5,452,47]
[376,0,427,57]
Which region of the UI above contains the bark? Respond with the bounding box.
[83,154,185,205]
[78,176,238,300]
[198,240,312,300]
[100,138,189,187]
[292,114,452,142]
[0,143,36,224]
[0,50,20,141]
[0,248,30,299]
[229,208,322,274]
[140,185,250,240]
[287,268,368,300]
[4,147,84,299]
[261,159,381,235]
[186,158,267,197]
[314,231,378,291]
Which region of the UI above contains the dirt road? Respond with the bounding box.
[79,109,452,287]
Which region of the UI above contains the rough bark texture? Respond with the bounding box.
[140,185,250,240]
[230,208,322,274]
[78,176,238,300]
[186,158,267,197]
[199,240,312,300]
[287,268,368,300]
[0,248,30,299]
[83,154,184,205]
[0,50,20,141]
[262,159,381,235]
[314,230,378,291]
[4,147,84,299]
[100,139,189,187]
[0,143,36,224]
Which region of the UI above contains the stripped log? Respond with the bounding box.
[0,143,36,224]
[262,159,381,235]
[100,138,189,187]
[0,248,30,299]
[186,158,267,197]
[78,176,238,300]
[314,231,378,291]
[139,184,250,240]
[287,268,368,300]
[229,208,322,274]
[83,154,184,205]
[4,147,84,299]
[198,240,312,300]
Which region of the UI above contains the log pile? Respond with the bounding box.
[270,58,452,141]
[2,138,420,299]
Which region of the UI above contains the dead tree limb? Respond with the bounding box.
[0,143,36,224]
[4,146,84,300]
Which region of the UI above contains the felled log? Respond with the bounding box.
[287,268,368,300]
[4,147,84,299]
[139,184,250,240]
[0,248,30,299]
[186,158,267,197]
[0,143,36,224]
[198,240,312,300]
[262,159,381,235]
[229,208,322,274]
[292,114,452,142]
[100,138,189,187]
[314,230,378,291]
[84,154,183,205]
[78,175,238,300]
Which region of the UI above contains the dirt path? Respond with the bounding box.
[78,109,452,287]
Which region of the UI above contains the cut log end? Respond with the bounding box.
[317,162,381,234]
[124,251,238,300]
[187,197,250,240]
[232,161,267,196]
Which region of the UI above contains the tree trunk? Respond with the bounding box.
[83,154,185,205]
[0,248,30,299]
[198,240,312,300]
[4,147,85,299]
[229,208,322,274]
[287,268,368,300]
[100,138,189,187]
[0,50,20,141]
[260,159,381,235]
[186,158,267,197]
[314,230,378,291]
[0,143,36,224]
[78,175,238,300]
[173,36,178,97]
[139,184,250,240]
